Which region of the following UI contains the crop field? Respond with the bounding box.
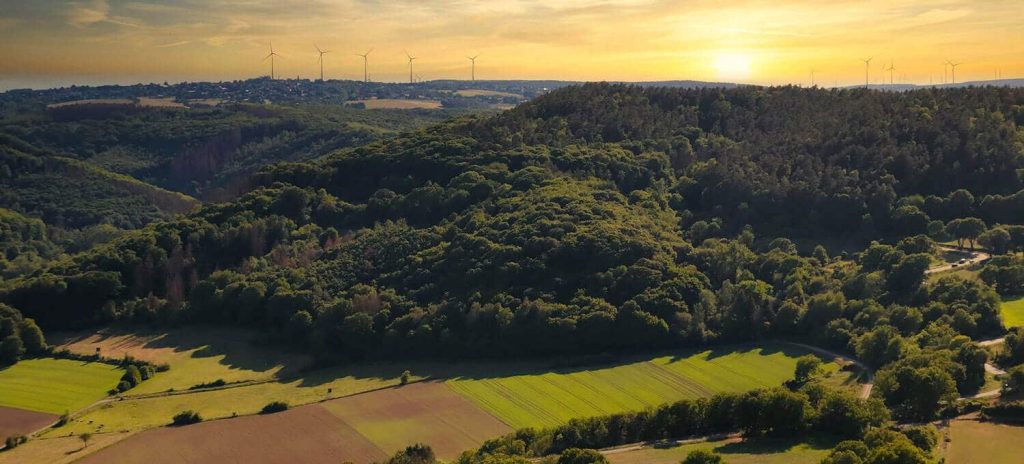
[0,358,123,414]
[454,89,524,98]
[52,361,417,435]
[320,381,512,458]
[51,327,312,394]
[75,405,387,464]
[353,98,443,109]
[448,343,845,429]
[1000,296,1024,328]
[944,419,1024,463]
[0,406,56,440]
[0,432,134,464]
[606,435,836,464]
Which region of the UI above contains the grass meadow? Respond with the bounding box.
[447,343,849,429]
[945,419,1024,464]
[606,435,838,464]
[51,327,312,395]
[0,358,123,414]
[1000,296,1024,328]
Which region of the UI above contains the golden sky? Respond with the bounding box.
[1,0,1022,88]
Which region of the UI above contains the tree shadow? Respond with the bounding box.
[715,434,840,455]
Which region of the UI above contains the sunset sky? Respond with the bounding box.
[1,0,1022,89]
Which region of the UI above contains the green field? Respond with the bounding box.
[607,435,837,464]
[52,363,418,435]
[51,327,313,395]
[1000,296,1024,328]
[52,342,859,436]
[447,344,848,429]
[945,419,1024,464]
[0,358,124,414]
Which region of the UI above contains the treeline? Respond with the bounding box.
[0,303,46,365]
[458,385,886,463]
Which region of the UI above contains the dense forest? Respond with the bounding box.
[3,84,1024,424]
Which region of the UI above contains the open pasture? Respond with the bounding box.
[944,418,1024,464]
[448,343,848,429]
[1000,296,1024,328]
[0,432,133,464]
[454,89,523,98]
[52,361,416,435]
[0,358,122,415]
[353,98,443,109]
[51,327,312,394]
[606,435,836,464]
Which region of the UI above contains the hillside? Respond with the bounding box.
[2,83,1024,463]
[0,84,1013,369]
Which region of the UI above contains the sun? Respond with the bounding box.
[713,52,753,81]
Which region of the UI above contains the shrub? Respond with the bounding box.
[681,449,724,464]
[401,370,411,386]
[171,410,202,426]
[981,401,1024,422]
[189,379,226,390]
[261,401,289,414]
[557,448,609,464]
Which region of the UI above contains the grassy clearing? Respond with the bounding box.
[448,343,851,429]
[945,419,1024,463]
[0,358,123,414]
[353,99,442,109]
[1000,296,1024,328]
[49,363,418,436]
[51,327,312,394]
[0,432,134,464]
[606,435,837,464]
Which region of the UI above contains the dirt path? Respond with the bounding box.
[785,342,874,399]
[926,246,991,275]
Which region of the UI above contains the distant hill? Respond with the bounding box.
[841,78,1024,91]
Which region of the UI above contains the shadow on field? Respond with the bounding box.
[52,325,312,378]
[714,434,839,455]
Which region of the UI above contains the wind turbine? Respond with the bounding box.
[885,60,895,85]
[468,55,478,81]
[862,57,872,88]
[406,52,417,84]
[947,60,962,85]
[356,49,373,83]
[264,42,281,80]
[315,45,330,81]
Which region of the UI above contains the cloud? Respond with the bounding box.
[67,0,141,28]
[67,0,110,27]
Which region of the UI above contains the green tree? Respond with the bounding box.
[681,449,724,464]
[17,319,46,354]
[557,448,609,464]
[0,335,25,366]
[947,217,986,250]
[793,355,823,384]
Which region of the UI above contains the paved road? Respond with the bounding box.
[925,246,990,275]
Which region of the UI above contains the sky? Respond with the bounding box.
[0,0,1022,90]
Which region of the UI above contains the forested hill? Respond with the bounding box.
[2,85,1023,418]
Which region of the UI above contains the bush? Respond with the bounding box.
[981,401,1024,422]
[557,448,608,464]
[681,449,724,464]
[401,370,411,386]
[171,410,202,426]
[189,379,226,390]
[260,401,289,414]
[4,435,26,450]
